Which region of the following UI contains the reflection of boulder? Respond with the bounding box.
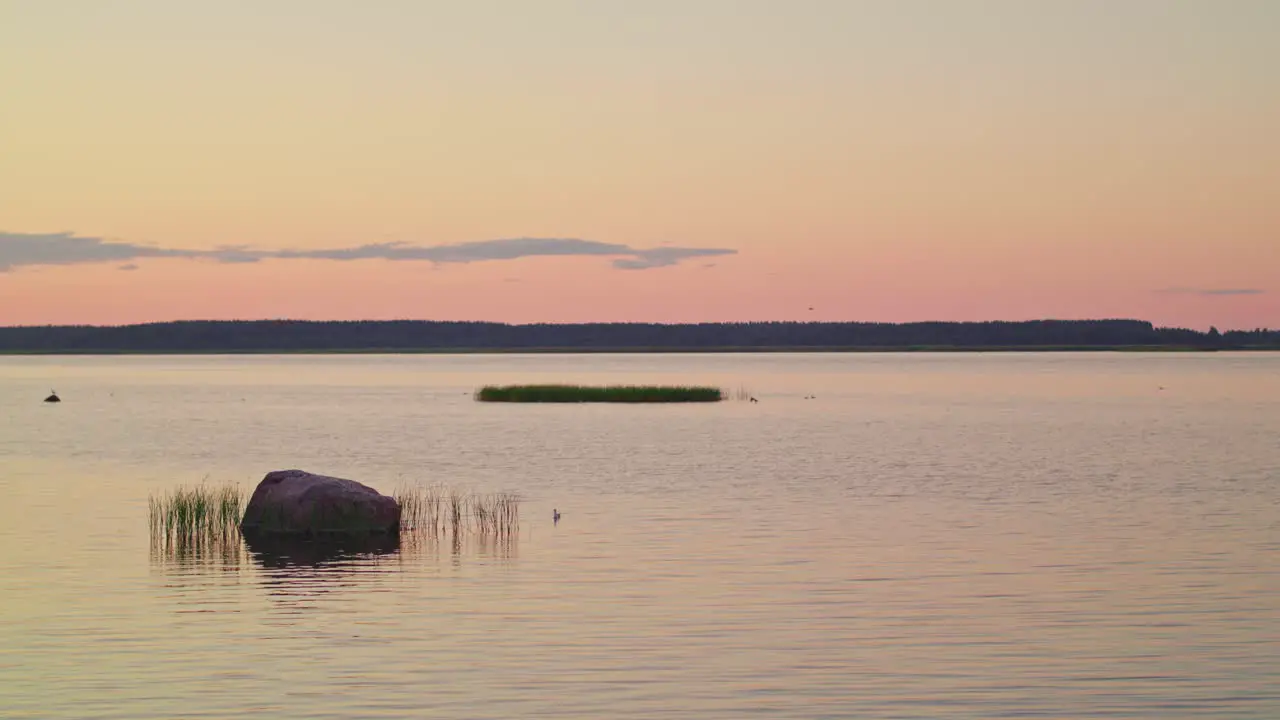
[240,469,400,537]
[245,532,400,568]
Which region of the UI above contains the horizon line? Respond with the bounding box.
[0,318,1271,333]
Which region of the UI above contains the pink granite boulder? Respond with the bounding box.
[240,470,401,536]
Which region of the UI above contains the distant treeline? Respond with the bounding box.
[0,319,1276,353]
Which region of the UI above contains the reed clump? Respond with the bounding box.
[475,384,724,403]
[394,484,521,538]
[149,481,245,553]
[149,479,520,559]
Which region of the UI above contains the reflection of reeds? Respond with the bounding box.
[394,484,520,539]
[150,530,248,568]
[397,525,519,563]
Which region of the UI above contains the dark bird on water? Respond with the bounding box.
[553,509,561,523]
[44,390,60,403]
[749,396,758,403]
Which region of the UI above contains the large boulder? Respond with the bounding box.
[240,470,401,536]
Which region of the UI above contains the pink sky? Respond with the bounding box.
[1,2,1276,330]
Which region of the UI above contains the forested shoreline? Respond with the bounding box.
[0,319,1276,353]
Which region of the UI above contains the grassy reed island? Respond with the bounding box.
[475,384,725,403]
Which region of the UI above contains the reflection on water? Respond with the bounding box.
[242,534,408,607]
[150,531,250,571]
[399,527,520,564]
[150,529,519,576]
[151,530,520,616]
[245,532,402,568]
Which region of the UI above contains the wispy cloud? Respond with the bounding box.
[1198,288,1265,296]
[612,246,733,269]
[0,232,737,272]
[1157,287,1265,297]
[266,237,734,269]
[0,232,206,271]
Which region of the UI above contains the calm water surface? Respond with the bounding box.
[1,353,1277,718]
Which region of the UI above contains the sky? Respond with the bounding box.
[1,0,1276,329]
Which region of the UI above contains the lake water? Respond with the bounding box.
[1,352,1278,719]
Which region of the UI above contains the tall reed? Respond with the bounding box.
[394,483,521,538]
[148,480,245,553]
